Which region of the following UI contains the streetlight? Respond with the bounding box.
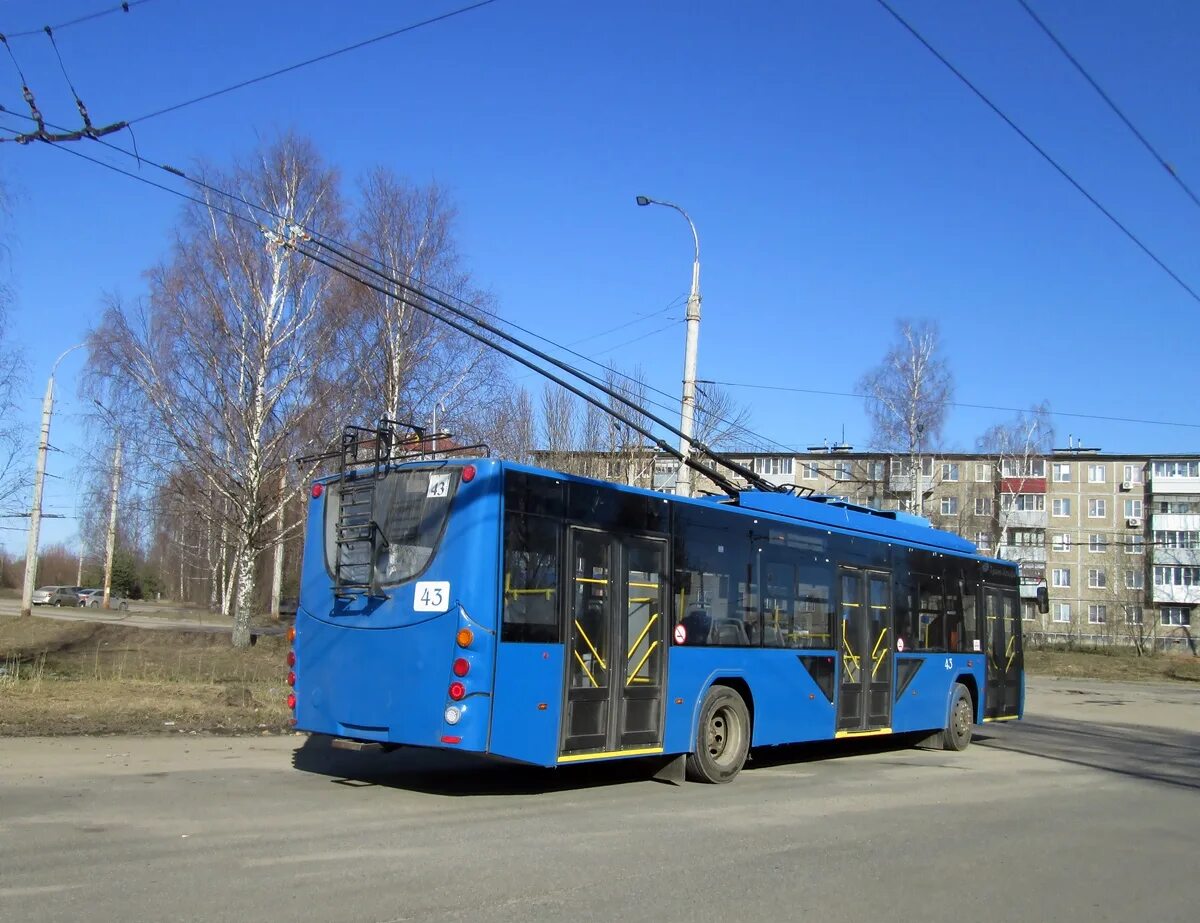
[636,195,702,498]
[20,343,85,617]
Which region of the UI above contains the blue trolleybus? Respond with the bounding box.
[289,448,1025,783]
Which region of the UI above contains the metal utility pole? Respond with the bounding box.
[20,344,84,617]
[636,195,702,498]
[101,435,121,608]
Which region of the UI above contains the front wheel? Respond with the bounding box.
[943,683,974,752]
[686,685,750,783]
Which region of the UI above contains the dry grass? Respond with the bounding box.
[1025,648,1200,684]
[0,615,291,736]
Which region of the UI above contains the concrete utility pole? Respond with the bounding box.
[21,344,84,617]
[636,195,702,498]
[101,435,121,608]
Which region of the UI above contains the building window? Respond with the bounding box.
[1052,463,1072,483]
[868,461,884,481]
[1088,568,1106,589]
[1088,498,1106,518]
[940,496,959,516]
[1124,606,1143,625]
[1123,499,1143,519]
[1088,464,1106,483]
[1052,533,1071,551]
[1088,604,1107,624]
[1053,603,1071,623]
[975,497,992,516]
[1052,568,1071,588]
[1122,464,1143,484]
[755,457,793,476]
[1001,458,1046,478]
[974,531,991,551]
[801,462,819,480]
[1011,529,1044,547]
[1152,530,1200,550]
[1088,534,1108,553]
[975,463,990,482]
[1125,535,1144,555]
[833,461,852,481]
[1052,498,1071,517]
[1154,496,1200,515]
[1125,569,1144,590]
[1161,607,1192,626]
[941,463,960,481]
[1002,493,1045,512]
[1154,566,1200,587]
[1152,461,1200,478]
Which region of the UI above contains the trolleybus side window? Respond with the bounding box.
[502,512,560,643]
[913,574,945,651]
[674,506,754,646]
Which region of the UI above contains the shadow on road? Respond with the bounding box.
[292,735,665,795]
[979,716,1200,791]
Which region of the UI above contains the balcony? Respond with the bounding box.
[1149,474,1200,495]
[1152,584,1200,605]
[1000,509,1047,528]
[1151,513,1200,532]
[1152,548,1200,567]
[998,545,1047,565]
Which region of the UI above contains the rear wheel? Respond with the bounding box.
[53,600,62,607]
[943,683,974,752]
[686,685,750,783]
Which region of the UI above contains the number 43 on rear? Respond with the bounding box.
[414,581,451,612]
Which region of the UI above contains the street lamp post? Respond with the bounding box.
[20,344,85,617]
[636,195,702,498]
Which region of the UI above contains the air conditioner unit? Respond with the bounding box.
[1126,517,1142,528]
[1120,481,1132,491]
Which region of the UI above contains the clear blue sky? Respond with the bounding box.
[2,0,1199,553]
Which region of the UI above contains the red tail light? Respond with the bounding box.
[311,482,323,499]
[448,681,466,701]
[286,693,297,709]
[287,671,296,687]
[452,657,469,677]
[461,465,476,483]
[441,735,462,744]
[286,650,296,667]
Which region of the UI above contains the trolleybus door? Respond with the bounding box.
[836,568,894,733]
[561,528,668,756]
[983,587,1022,719]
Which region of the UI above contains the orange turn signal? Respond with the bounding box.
[456,627,474,648]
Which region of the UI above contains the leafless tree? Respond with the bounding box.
[0,181,27,513]
[858,319,953,513]
[976,401,1055,551]
[694,382,754,451]
[88,134,350,647]
[337,170,505,430]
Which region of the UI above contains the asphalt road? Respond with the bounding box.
[2,677,1198,923]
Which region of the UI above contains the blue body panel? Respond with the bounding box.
[891,654,987,731]
[489,643,565,765]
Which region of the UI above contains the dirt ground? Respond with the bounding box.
[1,614,1197,736]
[0,615,291,736]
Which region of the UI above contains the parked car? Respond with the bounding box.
[32,586,84,606]
[78,589,129,611]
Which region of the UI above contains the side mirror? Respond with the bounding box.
[1036,585,1049,614]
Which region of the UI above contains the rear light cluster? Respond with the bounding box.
[286,625,298,724]
[443,626,475,731]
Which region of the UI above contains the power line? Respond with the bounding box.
[1015,0,1200,215]
[3,1,154,40]
[128,0,502,124]
[872,0,1200,307]
[705,378,1200,431]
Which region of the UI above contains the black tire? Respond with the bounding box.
[53,600,62,607]
[118,602,128,611]
[89,601,99,608]
[942,683,974,752]
[686,685,750,783]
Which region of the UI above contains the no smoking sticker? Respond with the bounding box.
[673,623,687,644]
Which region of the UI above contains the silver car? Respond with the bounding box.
[32,586,83,606]
[77,589,129,611]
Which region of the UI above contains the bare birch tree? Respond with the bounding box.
[977,401,1055,551]
[88,134,350,647]
[858,319,953,513]
[337,170,504,431]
